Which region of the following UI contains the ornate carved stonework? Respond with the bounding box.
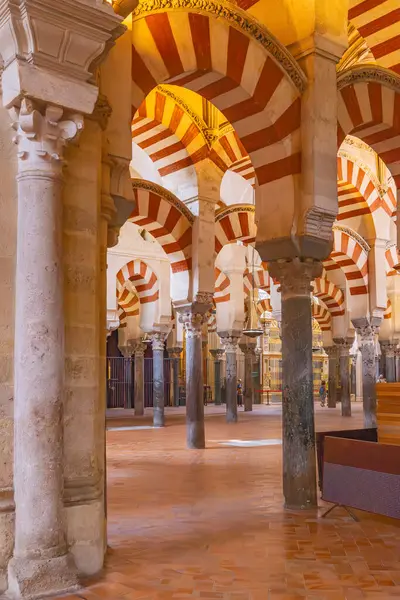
[380,341,397,359]
[333,224,370,254]
[333,338,353,358]
[149,331,167,351]
[356,324,377,346]
[167,346,183,359]
[303,207,337,242]
[268,258,322,299]
[194,291,214,307]
[179,312,206,339]
[11,99,84,177]
[132,0,307,93]
[210,348,225,360]
[132,341,147,356]
[219,335,240,353]
[325,346,338,359]
[337,65,400,94]
[131,178,195,223]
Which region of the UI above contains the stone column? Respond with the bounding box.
[355,323,379,428]
[396,348,400,382]
[150,333,167,428]
[325,345,337,408]
[220,334,240,423]
[240,345,256,412]
[180,313,208,449]
[210,349,224,405]
[168,347,182,407]
[334,339,352,417]
[9,101,80,595]
[350,353,357,397]
[119,345,133,409]
[132,342,146,416]
[381,341,396,383]
[253,347,262,404]
[268,258,321,509]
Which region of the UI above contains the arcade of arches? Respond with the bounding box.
[1,0,400,598]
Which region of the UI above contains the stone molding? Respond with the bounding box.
[131,178,195,223]
[10,99,84,178]
[149,331,167,351]
[215,204,255,221]
[303,207,337,242]
[111,155,134,203]
[63,475,102,506]
[337,64,400,94]
[132,0,307,93]
[268,258,322,299]
[0,0,125,112]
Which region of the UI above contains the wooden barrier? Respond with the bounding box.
[322,436,400,520]
[377,383,400,446]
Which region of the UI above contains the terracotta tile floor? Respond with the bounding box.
[57,403,400,600]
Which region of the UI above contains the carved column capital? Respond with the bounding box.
[179,312,208,339]
[380,341,397,359]
[219,334,240,354]
[10,99,84,178]
[355,324,377,347]
[324,345,338,359]
[210,349,225,360]
[119,345,132,358]
[149,332,167,352]
[239,344,256,357]
[268,257,322,299]
[333,338,353,358]
[132,341,147,357]
[168,346,183,359]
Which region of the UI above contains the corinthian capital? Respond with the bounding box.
[268,258,322,299]
[219,333,240,353]
[149,332,167,352]
[179,312,208,339]
[11,100,84,176]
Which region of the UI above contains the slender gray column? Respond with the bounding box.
[355,323,379,428]
[253,347,262,404]
[325,346,337,408]
[269,258,320,510]
[119,345,133,409]
[350,353,357,397]
[133,342,146,416]
[150,332,166,427]
[375,355,380,380]
[220,334,240,423]
[168,348,182,407]
[240,345,255,412]
[381,341,396,383]
[210,349,224,405]
[181,313,206,449]
[334,339,352,417]
[9,102,79,595]
[396,349,400,382]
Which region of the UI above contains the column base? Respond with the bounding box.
[7,554,78,599]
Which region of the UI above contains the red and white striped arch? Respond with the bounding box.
[243,268,271,294]
[313,276,345,317]
[384,299,392,320]
[209,129,256,185]
[215,205,256,253]
[312,302,332,332]
[349,1,400,74]
[214,267,230,304]
[132,89,208,186]
[337,68,400,190]
[131,9,303,207]
[130,180,193,274]
[323,228,369,297]
[116,259,159,305]
[337,155,395,221]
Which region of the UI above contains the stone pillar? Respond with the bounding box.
[240,345,256,412]
[254,347,262,404]
[350,353,357,397]
[150,333,167,428]
[168,347,182,407]
[375,355,380,380]
[210,349,225,405]
[396,348,400,382]
[325,346,337,408]
[132,342,146,416]
[9,101,81,596]
[355,323,379,428]
[334,339,352,417]
[268,258,321,510]
[220,334,240,423]
[180,313,208,449]
[119,345,133,409]
[381,341,396,383]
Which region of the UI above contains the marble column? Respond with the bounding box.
[396,348,400,382]
[350,353,357,397]
[119,345,133,409]
[355,323,379,428]
[133,342,146,416]
[180,313,207,449]
[150,333,166,428]
[220,335,240,423]
[325,346,337,408]
[334,339,352,417]
[268,258,321,509]
[210,349,225,405]
[381,341,396,383]
[253,347,262,404]
[9,101,80,595]
[240,345,255,412]
[168,347,182,407]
